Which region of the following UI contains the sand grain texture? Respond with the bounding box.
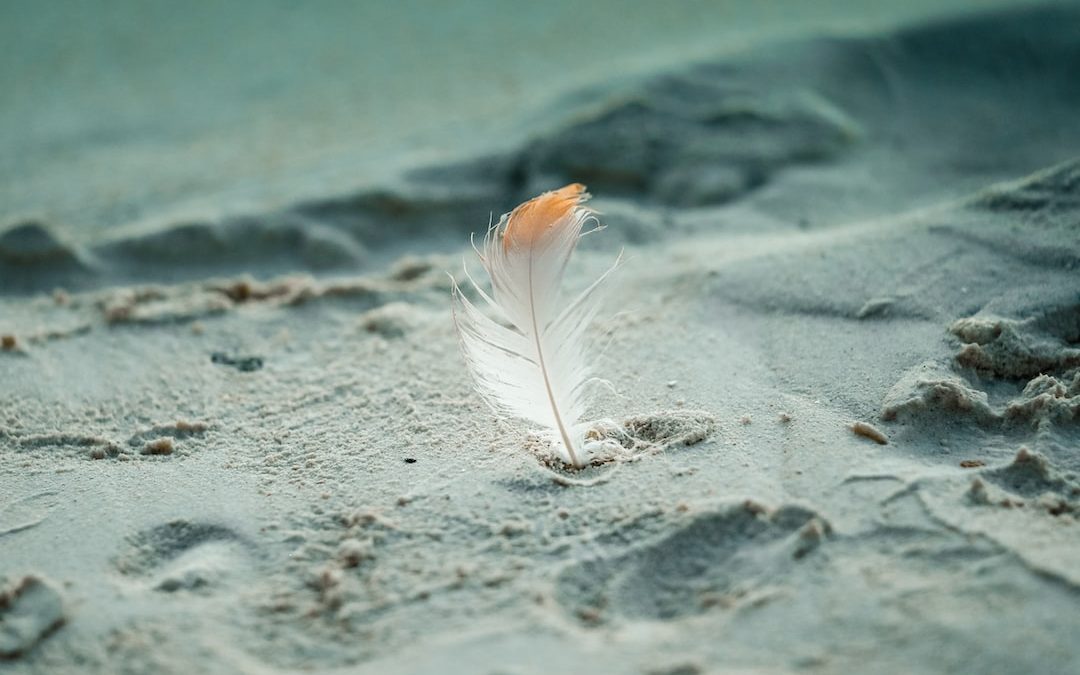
[2,3,1079,674]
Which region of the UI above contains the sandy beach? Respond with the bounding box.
[2,2,1079,673]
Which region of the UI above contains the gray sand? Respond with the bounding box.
[2,3,1080,674]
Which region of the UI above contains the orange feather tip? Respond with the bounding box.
[503,183,590,250]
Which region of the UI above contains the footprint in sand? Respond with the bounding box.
[0,491,60,539]
[113,520,253,594]
[556,501,830,624]
[0,575,65,659]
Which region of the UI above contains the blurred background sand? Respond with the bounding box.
[0,0,1050,238]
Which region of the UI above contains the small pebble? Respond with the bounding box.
[851,421,888,445]
[211,352,263,372]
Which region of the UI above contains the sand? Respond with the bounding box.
[2,2,1079,673]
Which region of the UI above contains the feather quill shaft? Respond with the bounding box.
[451,184,617,468]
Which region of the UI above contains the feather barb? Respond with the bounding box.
[502,183,588,250]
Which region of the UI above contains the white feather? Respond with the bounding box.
[451,185,619,468]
